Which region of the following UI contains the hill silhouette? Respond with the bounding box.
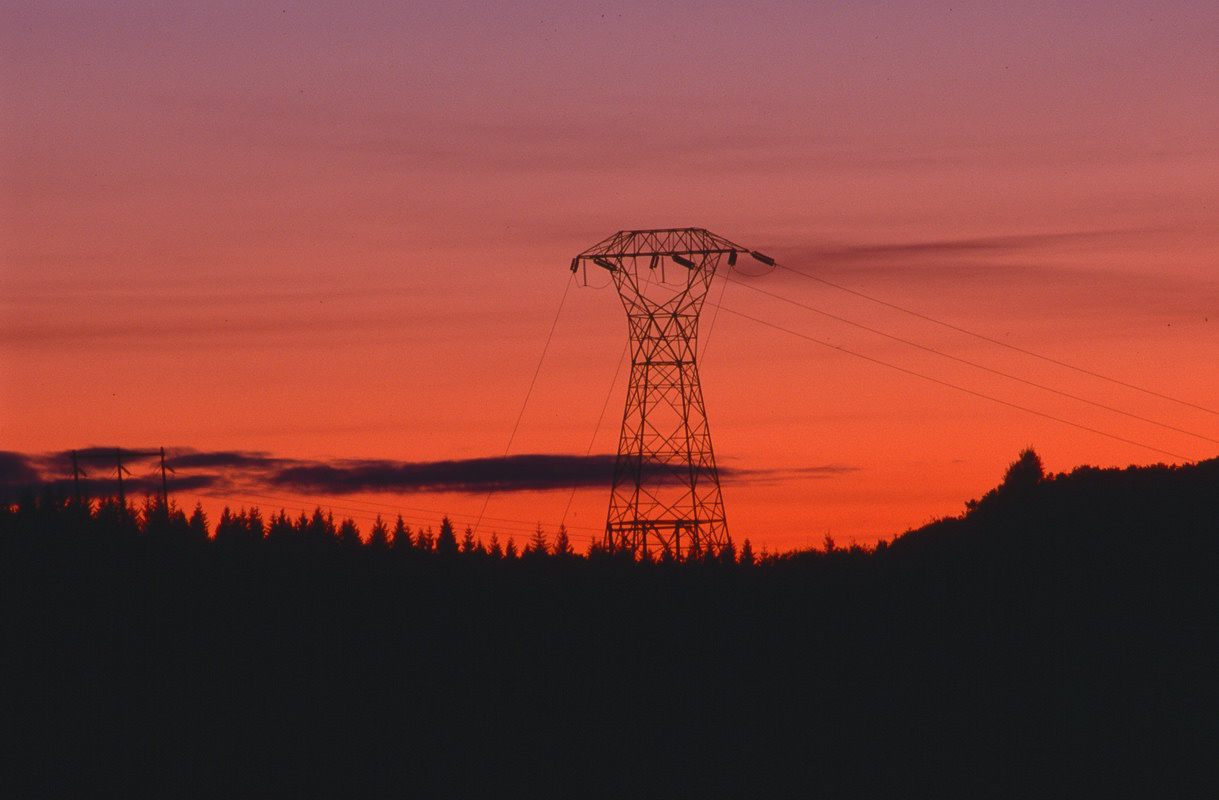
[890,448,1219,558]
[1,451,1215,797]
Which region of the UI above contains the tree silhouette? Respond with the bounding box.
[525,523,548,559]
[140,496,168,538]
[417,526,434,553]
[1001,447,1045,494]
[965,448,1049,513]
[718,537,737,565]
[487,531,503,559]
[552,524,573,558]
[246,507,265,541]
[186,503,208,540]
[301,507,335,542]
[368,515,390,551]
[337,518,361,549]
[267,509,293,542]
[215,507,238,541]
[435,517,458,557]
[391,515,412,551]
[586,538,608,559]
[140,496,190,541]
[460,524,477,554]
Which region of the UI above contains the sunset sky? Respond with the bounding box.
[3,1,1217,551]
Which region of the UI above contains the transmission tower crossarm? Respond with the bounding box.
[584,248,740,259]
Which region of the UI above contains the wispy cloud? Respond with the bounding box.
[765,230,1140,273]
[740,229,1218,320]
[785,464,861,477]
[729,463,861,486]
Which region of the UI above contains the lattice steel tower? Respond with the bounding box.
[572,228,760,560]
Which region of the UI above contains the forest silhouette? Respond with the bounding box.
[2,450,1215,796]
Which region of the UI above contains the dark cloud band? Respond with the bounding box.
[273,454,620,494]
[1,448,854,502]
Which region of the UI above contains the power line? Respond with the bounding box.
[724,274,1219,447]
[702,260,732,355]
[560,340,629,527]
[715,304,1193,461]
[560,265,665,528]
[473,272,575,534]
[769,261,1219,416]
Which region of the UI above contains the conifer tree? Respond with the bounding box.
[740,539,755,566]
[305,507,332,541]
[719,537,737,565]
[435,516,458,556]
[391,515,412,551]
[215,507,237,541]
[246,507,265,540]
[460,525,477,554]
[267,509,293,541]
[526,523,548,558]
[141,496,168,538]
[417,526,434,552]
[234,509,250,540]
[187,503,209,540]
[487,531,503,559]
[368,515,390,551]
[504,537,518,560]
[338,518,361,549]
[167,503,189,539]
[552,524,573,557]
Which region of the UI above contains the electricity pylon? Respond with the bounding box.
[572,228,768,560]
[70,447,172,508]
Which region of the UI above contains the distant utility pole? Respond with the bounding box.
[71,450,83,504]
[571,228,774,561]
[70,447,172,509]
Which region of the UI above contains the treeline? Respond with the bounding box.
[12,447,1215,567]
[2,451,1216,797]
[0,492,574,556]
[0,490,783,564]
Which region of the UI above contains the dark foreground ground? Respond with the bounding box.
[3,457,1217,797]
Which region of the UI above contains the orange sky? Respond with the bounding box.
[3,1,1217,551]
